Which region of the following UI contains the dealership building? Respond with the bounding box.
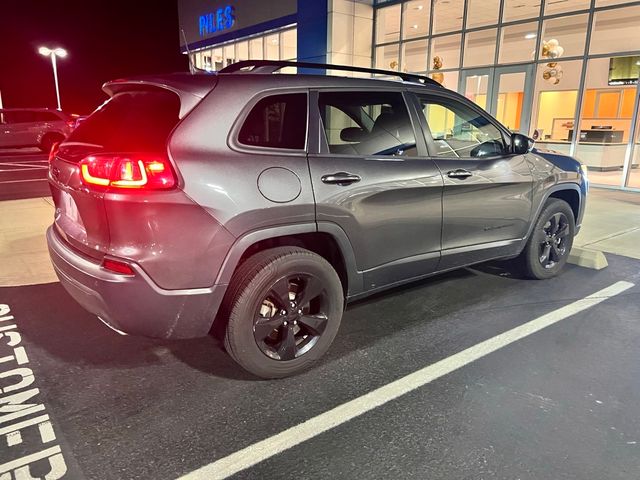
[178,0,640,190]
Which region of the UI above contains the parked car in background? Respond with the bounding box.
[0,108,75,151]
[46,61,588,379]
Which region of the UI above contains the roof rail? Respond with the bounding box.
[218,60,442,87]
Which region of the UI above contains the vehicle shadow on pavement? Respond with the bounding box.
[2,263,522,381]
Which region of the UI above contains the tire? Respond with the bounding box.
[39,133,64,153]
[517,198,575,280]
[221,247,344,379]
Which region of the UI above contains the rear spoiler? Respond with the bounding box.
[102,74,218,118]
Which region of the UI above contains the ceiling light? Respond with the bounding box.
[525,33,537,39]
[412,24,419,29]
[415,4,423,10]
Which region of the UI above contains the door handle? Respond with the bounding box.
[321,172,361,186]
[447,168,473,179]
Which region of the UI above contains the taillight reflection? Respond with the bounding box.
[79,154,176,190]
[48,142,60,163]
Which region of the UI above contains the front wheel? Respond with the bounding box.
[221,247,344,379]
[517,198,575,280]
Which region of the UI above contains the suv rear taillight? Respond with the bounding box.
[79,154,176,190]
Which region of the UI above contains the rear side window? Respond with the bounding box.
[238,93,307,150]
[66,91,180,152]
[3,111,36,124]
[318,91,417,156]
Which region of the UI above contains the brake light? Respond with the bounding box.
[102,258,135,275]
[48,142,60,163]
[79,154,176,190]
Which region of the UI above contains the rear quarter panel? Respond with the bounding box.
[168,77,316,241]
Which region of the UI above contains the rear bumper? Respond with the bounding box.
[46,226,227,339]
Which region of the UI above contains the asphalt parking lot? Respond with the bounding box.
[0,149,50,201]
[1,253,638,479]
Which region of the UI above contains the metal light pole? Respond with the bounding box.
[38,47,67,111]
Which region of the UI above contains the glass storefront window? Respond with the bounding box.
[498,22,538,64]
[236,41,249,62]
[402,39,428,72]
[431,34,461,70]
[464,74,490,109]
[540,14,588,59]
[575,56,639,186]
[402,0,430,40]
[463,28,498,67]
[212,48,223,70]
[375,43,400,71]
[265,34,279,60]
[432,0,463,34]
[376,4,401,44]
[595,0,638,6]
[544,0,589,16]
[466,0,500,29]
[529,60,583,154]
[250,37,264,60]
[434,70,459,91]
[502,0,540,23]
[224,44,236,67]
[281,29,297,60]
[590,5,640,55]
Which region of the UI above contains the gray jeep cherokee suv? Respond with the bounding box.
[47,61,588,378]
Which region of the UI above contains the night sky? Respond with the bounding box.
[0,0,188,114]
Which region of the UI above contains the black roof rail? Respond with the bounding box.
[218,60,442,87]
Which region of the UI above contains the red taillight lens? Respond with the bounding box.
[79,154,176,190]
[48,142,60,163]
[102,258,135,275]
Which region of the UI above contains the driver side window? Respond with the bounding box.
[417,95,507,159]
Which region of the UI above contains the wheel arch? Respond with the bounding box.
[525,183,582,243]
[214,222,363,298]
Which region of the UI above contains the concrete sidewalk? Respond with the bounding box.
[0,188,638,287]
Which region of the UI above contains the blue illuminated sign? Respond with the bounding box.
[199,5,236,37]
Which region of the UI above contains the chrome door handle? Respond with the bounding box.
[447,168,473,179]
[321,172,361,186]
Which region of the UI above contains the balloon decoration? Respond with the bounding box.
[541,39,565,85]
[430,56,444,85]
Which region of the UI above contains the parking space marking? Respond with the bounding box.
[0,179,48,184]
[178,281,635,480]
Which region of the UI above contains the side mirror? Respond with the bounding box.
[512,133,534,155]
[340,127,367,143]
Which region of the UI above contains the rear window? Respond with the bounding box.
[66,90,180,152]
[238,93,307,150]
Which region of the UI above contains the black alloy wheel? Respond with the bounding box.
[517,198,575,280]
[222,247,344,378]
[538,212,570,269]
[253,274,329,361]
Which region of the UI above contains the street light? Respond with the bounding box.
[38,46,67,111]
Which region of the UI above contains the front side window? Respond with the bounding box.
[238,93,307,150]
[417,95,507,158]
[319,91,417,156]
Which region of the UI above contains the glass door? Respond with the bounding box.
[491,65,535,134]
[459,64,535,134]
[460,68,492,110]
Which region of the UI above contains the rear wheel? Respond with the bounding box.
[39,133,64,152]
[221,247,344,378]
[517,198,575,279]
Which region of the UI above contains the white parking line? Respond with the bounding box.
[177,281,635,480]
[0,162,48,169]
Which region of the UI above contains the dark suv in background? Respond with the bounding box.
[0,108,74,151]
[47,61,588,378]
